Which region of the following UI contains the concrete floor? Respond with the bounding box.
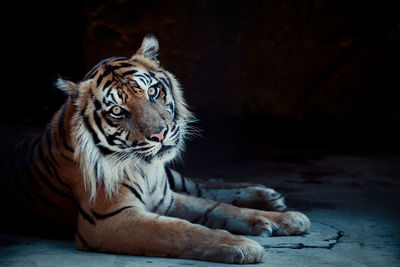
[1,132,399,266]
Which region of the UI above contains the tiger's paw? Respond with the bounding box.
[250,216,278,237]
[217,237,265,264]
[196,231,264,264]
[273,211,310,236]
[234,186,287,211]
[247,211,310,237]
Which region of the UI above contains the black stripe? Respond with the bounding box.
[122,183,145,205]
[152,178,169,212]
[102,111,118,127]
[159,77,170,91]
[93,99,102,110]
[97,145,114,155]
[76,230,90,249]
[92,111,104,136]
[30,136,41,157]
[37,140,55,177]
[60,152,73,161]
[139,168,146,180]
[86,61,105,80]
[93,109,114,147]
[145,172,151,192]
[165,167,175,191]
[164,194,174,216]
[86,69,98,79]
[97,63,132,87]
[149,182,158,195]
[128,178,144,194]
[102,80,112,91]
[122,70,137,76]
[195,181,202,198]
[76,229,99,250]
[167,103,174,114]
[143,72,152,84]
[157,70,173,89]
[117,62,133,68]
[133,180,144,193]
[77,205,96,225]
[32,164,73,201]
[58,104,74,153]
[36,133,71,190]
[91,206,133,220]
[109,91,117,103]
[94,162,102,181]
[44,125,59,167]
[83,115,101,144]
[180,173,187,193]
[202,202,220,226]
[52,122,61,151]
[36,140,70,191]
[169,127,180,139]
[28,184,62,210]
[86,57,128,81]
[105,87,113,98]
[193,202,220,225]
[46,157,71,190]
[162,176,168,195]
[96,74,104,87]
[220,219,228,230]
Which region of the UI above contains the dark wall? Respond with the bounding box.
[2,0,400,146]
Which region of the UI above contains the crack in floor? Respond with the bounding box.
[262,231,344,250]
[327,230,343,249]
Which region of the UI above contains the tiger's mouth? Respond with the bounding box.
[157,145,174,155]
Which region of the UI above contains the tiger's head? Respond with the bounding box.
[57,34,195,198]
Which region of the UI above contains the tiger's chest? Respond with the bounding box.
[136,166,173,214]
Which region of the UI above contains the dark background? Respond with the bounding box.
[2,0,400,151]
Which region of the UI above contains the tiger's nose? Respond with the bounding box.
[149,126,168,142]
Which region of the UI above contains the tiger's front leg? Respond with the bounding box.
[167,169,286,211]
[168,192,310,237]
[74,186,264,264]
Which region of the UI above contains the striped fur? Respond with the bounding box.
[9,34,310,264]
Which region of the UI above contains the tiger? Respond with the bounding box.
[3,34,310,264]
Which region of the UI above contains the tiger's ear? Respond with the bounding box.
[56,77,79,96]
[133,33,160,65]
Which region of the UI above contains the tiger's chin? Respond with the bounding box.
[103,144,179,165]
[151,145,179,164]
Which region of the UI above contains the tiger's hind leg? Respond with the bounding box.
[166,168,286,211]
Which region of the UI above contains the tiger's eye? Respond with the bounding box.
[148,87,156,96]
[111,106,122,115]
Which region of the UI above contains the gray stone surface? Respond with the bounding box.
[0,222,350,267]
[1,149,399,266]
[0,222,368,266]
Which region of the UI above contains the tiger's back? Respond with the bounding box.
[0,106,79,236]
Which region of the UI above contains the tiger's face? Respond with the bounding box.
[59,34,193,165]
[85,58,181,163]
